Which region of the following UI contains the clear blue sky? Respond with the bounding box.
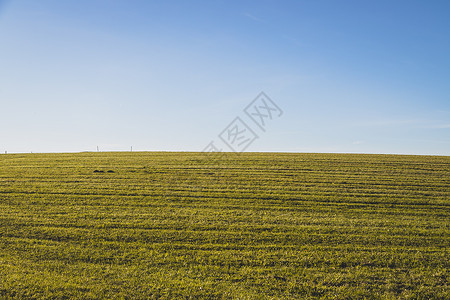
[1,0,449,155]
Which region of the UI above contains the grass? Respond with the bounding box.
[0,152,448,299]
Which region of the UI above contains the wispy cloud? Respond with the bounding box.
[356,119,450,129]
[282,35,305,47]
[356,119,421,127]
[422,123,450,129]
[242,12,264,23]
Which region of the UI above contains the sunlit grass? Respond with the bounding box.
[0,152,449,299]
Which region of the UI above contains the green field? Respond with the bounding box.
[0,152,448,299]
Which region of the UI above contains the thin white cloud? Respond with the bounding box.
[242,12,264,23]
[356,119,421,127]
[356,119,450,129]
[422,124,450,129]
[282,34,304,47]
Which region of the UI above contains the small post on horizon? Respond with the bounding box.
[97,146,99,152]
[131,146,133,152]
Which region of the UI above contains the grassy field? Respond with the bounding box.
[0,152,448,299]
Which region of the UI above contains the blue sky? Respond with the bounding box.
[0,0,449,155]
